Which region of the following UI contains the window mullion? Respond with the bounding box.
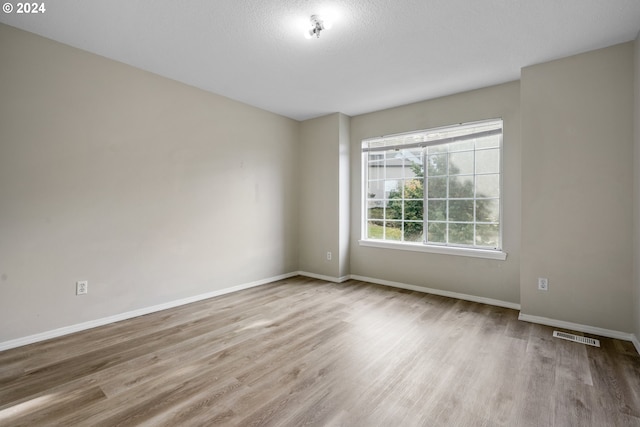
[445,151,450,245]
[382,154,386,240]
[473,145,477,246]
[422,148,427,244]
[401,153,405,242]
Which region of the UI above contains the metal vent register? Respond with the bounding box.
[553,331,600,347]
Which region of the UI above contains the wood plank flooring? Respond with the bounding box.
[1,276,639,426]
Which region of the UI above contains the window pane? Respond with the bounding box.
[475,174,500,198]
[385,180,403,199]
[385,151,401,161]
[427,177,447,198]
[402,149,423,177]
[367,183,385,200]
[449,151,474,175]
[367,220,384,239]
[385,199,403,220]
[427,222,446,244]
[475,135,500,149]
[476,224,499,247]
[449,140,474,152]
[427,154,447,176]
[404,179,423,199]
[368,165,385,181]
[368,154,385,181]
[403,222,423,242]
[427,144,447,154]
[449,176,474,198]
[449,223,474,245]
[385,222,402,240]
[404,200,423,221]
[449,200,474,222]
[476,148,500,174]
[367,201,384,220]
[476,199,500,223]
[427,200,446,221]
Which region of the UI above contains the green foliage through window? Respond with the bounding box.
[363,120,502,250]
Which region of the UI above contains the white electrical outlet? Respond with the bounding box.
[76,280,88,295]
[326,251,332,261]
[537,277,548,291]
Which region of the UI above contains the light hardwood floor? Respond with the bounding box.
[1,276,639,426]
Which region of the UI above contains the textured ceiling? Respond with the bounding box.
[2,0,640,120]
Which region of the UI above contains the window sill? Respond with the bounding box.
[358,239,507,260]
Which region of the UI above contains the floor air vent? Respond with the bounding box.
[553,331,600,347]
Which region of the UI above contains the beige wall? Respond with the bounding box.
[338,113,351,278]
[298,113,350,279]
[634,33,640,340]
[349,82,522,304]
[0,24,300,342]
[521,43,634,332]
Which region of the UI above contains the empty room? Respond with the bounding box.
[1,1,640,425]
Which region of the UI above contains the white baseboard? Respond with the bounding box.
[0,272,299,352]
[5,271,637,356]
[297,271,351,283]
[518,313,636,343]
[632,334,640,355]
[353,275,639,355]
[350,274,521,310]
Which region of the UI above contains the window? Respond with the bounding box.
[362,119,504,258]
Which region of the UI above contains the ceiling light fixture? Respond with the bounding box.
[304,15,332,39]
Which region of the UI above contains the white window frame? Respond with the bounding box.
[359,119,507,261]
